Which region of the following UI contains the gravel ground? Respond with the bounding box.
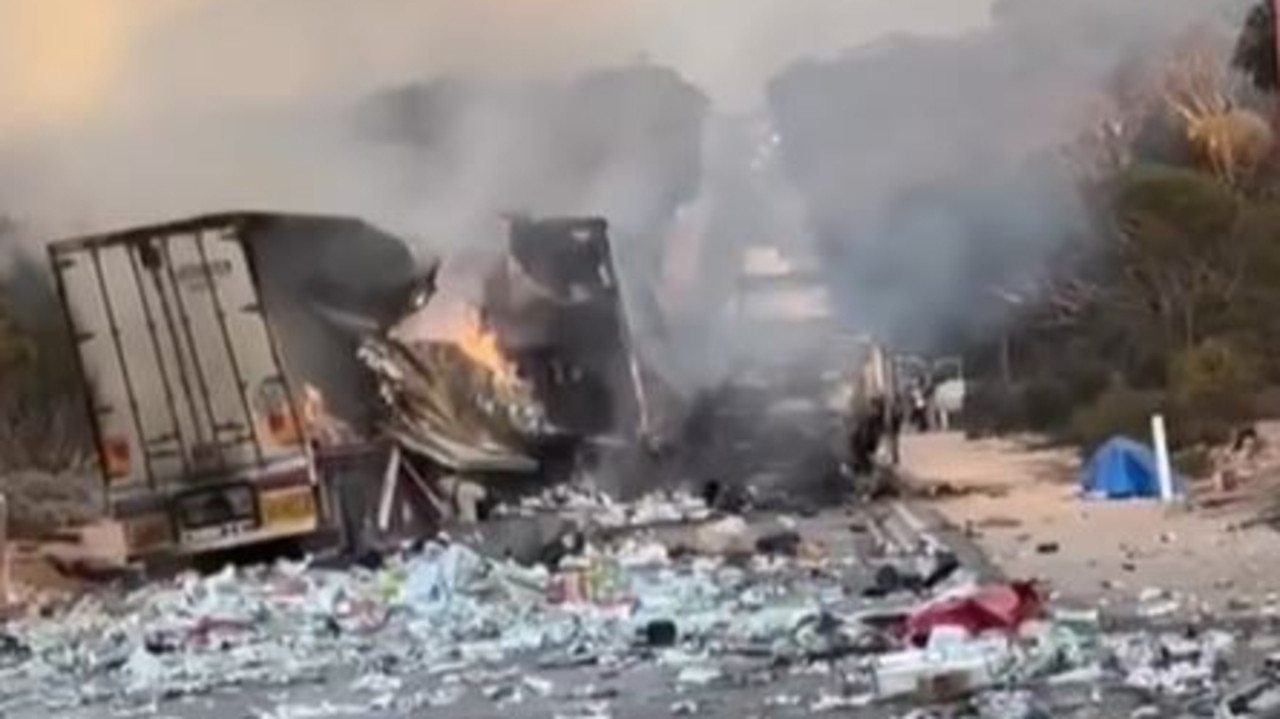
[897,431,1280,618]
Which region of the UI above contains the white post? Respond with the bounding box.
[376,446,402,532]
[1151,414,1175,502]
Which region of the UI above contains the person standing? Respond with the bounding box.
[909,384,929,433]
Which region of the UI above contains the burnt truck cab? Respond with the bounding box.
[482,216,645,440]
[48,212,420,559]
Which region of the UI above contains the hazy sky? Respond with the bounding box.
[0,0,1226,363]
[0,0,1001,238]
[0,0,996,133]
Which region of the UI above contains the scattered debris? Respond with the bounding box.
[669,699,701,715]
[496,486,713,529]
[904,581,1044,646]
[754,531,803,557]
[0,485,1269,718]
[644,619,679,648]
[1108,629,1234,696]
[809,690,873,711]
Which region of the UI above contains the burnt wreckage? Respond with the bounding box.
[358,218,650,456]
[333,213,869,536]
[51,208,875,559]
[483,217,648,442]
[349,215,679,537]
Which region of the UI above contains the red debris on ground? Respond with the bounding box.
[903,581,1044,646]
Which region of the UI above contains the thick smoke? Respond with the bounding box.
[357,67,708,274]
[0,0,1253,370]
[768,0,1247,354]
[0,0,988,242]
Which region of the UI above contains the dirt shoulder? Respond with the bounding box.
[898,432,1280,617]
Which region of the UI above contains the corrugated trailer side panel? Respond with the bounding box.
[49,222,309,508]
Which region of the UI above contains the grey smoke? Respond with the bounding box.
[767,0,1246,353]
[0,0,1253,377]
[0,0,989,243]
[357,66,708,270]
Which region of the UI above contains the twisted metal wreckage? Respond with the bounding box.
[348,216,663,543]
[340,215,903,547]
[48,211,699,560]
[48,210,892,561]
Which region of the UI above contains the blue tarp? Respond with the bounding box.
[1082,436,1164,499]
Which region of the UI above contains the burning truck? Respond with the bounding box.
[48,211,657,560]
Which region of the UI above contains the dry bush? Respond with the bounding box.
[1162,29,1275,185]
[1069,55,1167,181]
[1166,338,1260,446]
[0,469,100,539]
[0,371,101,537]
[0,260,100,535]
[0,380,92,474]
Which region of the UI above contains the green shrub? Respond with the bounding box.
[1055,341,1262,457]
[1167,339,1260,447]
[1065,385,1166,455]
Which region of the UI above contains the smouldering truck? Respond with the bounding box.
[47,212,419,559]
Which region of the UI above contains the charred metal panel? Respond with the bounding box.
[482,217,641,438]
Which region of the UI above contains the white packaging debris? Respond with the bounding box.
[871,631,1015,702]
[497,487,711,528]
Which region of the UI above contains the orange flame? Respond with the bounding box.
[454,308,518,385]
[389,289,519,385]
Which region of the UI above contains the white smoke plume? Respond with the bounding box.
[0,0,989,244]
[0,0,1251,365]
[765,0,1249,353]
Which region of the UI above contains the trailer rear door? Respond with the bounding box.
[50,220,309,505]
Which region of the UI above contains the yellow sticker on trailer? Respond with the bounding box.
[259,487,317,528]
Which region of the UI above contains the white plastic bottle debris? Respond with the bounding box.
[872,628,1012,702]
